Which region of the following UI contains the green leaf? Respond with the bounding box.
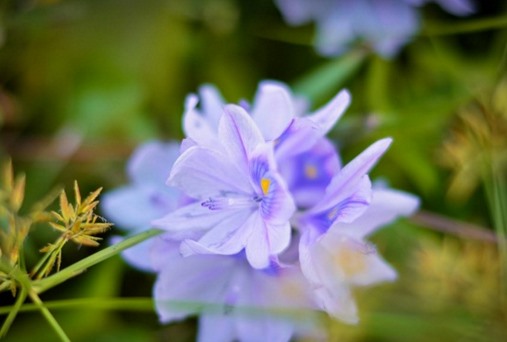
[293,50,366,104]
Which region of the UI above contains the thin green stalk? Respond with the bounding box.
[0,286,27,338]
[484,167,507,305]
[32,228,163,294]
[28,290,70,342]
[424,15,507,36]
[0,297,154,315]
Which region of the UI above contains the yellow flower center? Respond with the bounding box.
[260,177,271,195]
[304,164,318,179]
[334,246,367,277]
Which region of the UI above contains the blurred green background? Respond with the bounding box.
[1,0,507,341]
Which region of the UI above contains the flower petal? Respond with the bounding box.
[311,138,392,213]
[179,210,254,257]
[307,89,351,137]
[153,202,243,239]
[197,315,236,342]
[333,187,420,239]
[127,140,181,186]
[199,84,226,130]
[245,214,274,269]
[251,83,295,141]
[110,235,154,272]
[183,94,220,147]
[219,105,265,168]
[101,185,178,232]
[154,253,236,323]
[168,146,251,197]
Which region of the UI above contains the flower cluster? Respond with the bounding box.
[102,81,419,341]
[275,0,474,57]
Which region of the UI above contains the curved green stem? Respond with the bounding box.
[424,15,507,36]
[0,297,154,315]
[0,286,27,338]
[28,290,70,342]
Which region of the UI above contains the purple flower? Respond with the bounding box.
[101,141,183,271]
[151,238,321,342]
[296,172,420,322]
[183,81,350,160]
[275,0,474,57]
[154,106,296,269]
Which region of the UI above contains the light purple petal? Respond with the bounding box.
[219,105,265,168]
[127,140,181,186]
[198,315,236,342]
[317,232,396,287]
[251,83,295,141]
[434,0,475,16]
[101,185,178,232]
[168,146,251,197]
[154,253,236,323]
[307,89,351,136]
[179,210,254,257]
[183,94,220,147]
[333,187,420,239]
[153,202,243,239]
[199,84,226,130]
[314,6,355,56]
[313,285,358,324]
[257,80,310,117]
[110,235,154,272]
[275,89,350,159]
[275,0,318,25]
[236,317,294,342]
[245,214,275,269]
[311,138,392,213]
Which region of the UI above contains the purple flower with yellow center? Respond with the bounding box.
[183,81,351,160]
[275,0,474,57]
[154,105,296,269]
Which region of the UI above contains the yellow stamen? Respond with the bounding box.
[260,178,271,195]
[304,164,318,179]
[335,246,367,277]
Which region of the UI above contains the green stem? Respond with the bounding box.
[423,15,507,36]
[0,286,27,338]
[0,297,154,315]
[28,290,70,342]
[32,228,163,294]
[484,166,507,304]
